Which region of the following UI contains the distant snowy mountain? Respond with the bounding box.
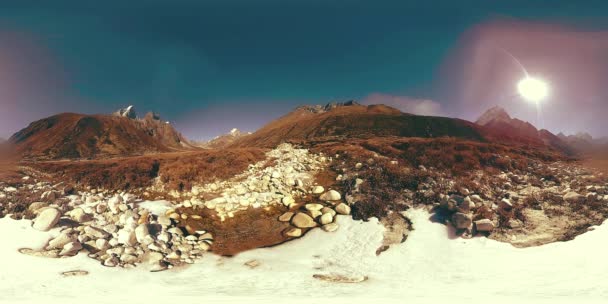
[197,128,251,149]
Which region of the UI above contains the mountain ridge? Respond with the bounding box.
[9,107,195,160]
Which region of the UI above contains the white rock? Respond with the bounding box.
[312,186,325,194]
[291,213,316,228]
[322,223,339,232]
[120,254,138,264]
[117,229,137,246]
[84,226,110,239]
[103,257,119,267]
[319,213,333,225]
[305,203,324,211]
[285,227,302,237]
[278,212,294,222]
[135,224,150,243]
[95,239,109,251]
[59,241,82,256]
[320,190,341,201]
[282,196,295,206]
[46,231,73,250]
[33,208,62,231]
[335,203,351,215]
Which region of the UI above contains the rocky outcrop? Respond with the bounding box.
[113,105,137,119]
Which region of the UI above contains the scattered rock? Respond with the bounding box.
[451,212,472,229]
[245,259,261,269]
[564,191,584,203]
[59,241,82,256]
[291,213,316,228]
[284,227,302,237]
[322,223,339,232]
[320,190,341,201]
[33,208,62,231]
[312,186,325,194]
[335,203,351,215]
[319,213,333,225]
[474,219,495,232]
[278,212,294,222]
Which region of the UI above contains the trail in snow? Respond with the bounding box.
[1,209,607,304]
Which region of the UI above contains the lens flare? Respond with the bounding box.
[517,77,549,102]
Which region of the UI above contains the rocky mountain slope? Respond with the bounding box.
[9,106,194,160]
[476,106,574,155]
[231,102,485,148]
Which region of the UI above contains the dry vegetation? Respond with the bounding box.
[311,137,569,220]
[27,148,266,192]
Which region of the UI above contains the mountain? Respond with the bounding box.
[558,132,608,155]
[9,106,194,160]
[197,128,251,149]
[475,106,574,154]
[231,102,485,148]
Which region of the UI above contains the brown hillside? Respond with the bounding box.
[232,104,485,148]
[9,113,194,160]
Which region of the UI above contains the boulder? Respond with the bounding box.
[474,219,495,232]
[59,241,82,256]
[278,212,294,222]
[33,208,62,231]
[135,224,150,243]
[312,186,325,194]
[564,191,584,203]
[320,190,341,201]
[322,223,339,232]
[321,207,336,217]
[84,226,110,239]
[291,213,316,228]
[285,227,302,237]
[117,229,137,246]
[46,231,74,250]
[451,212,472,229]
[69,208,91,223]
[498,198,513,211]
[281,196,295,206]
[335,203,351,215]
[304,203,324,211]
[319,213,333,225]
[28,202,48,214]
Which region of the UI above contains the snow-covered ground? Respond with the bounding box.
[1,209,607,304]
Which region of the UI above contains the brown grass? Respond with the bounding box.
[28,148,266,191]
[311,137,569,220]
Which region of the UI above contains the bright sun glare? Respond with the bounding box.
[517,77,549,103]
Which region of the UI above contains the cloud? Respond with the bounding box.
[361,93,444,116]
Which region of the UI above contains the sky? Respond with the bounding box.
[0,0,607,140]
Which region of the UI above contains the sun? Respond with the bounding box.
[517,77,549,103]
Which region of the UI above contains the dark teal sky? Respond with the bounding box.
[1,1,607,139]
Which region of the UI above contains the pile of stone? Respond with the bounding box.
[279,187,351,237]
[30,192,213,271]
[151,143,328,221]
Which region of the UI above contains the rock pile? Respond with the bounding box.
[29,191,215,270]
[151,143,328,221]
[279,188,351,238]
